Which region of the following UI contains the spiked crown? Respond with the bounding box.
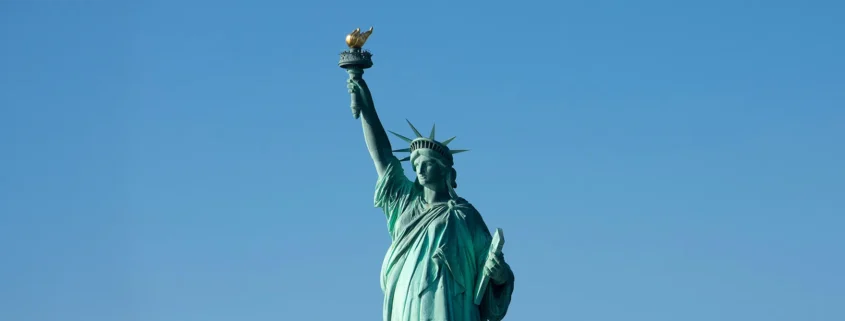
[389,119,468,167]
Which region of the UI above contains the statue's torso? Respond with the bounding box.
[383,198,485,321]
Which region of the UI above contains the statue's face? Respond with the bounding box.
[413,155,447,190]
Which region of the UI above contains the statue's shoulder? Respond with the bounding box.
[453,197,479,213]
[452,198,492,234]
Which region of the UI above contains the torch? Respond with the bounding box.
[339,27,374,119]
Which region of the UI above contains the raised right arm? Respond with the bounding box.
[348,70,394,177]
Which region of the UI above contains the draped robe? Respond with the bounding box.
[375,157,514,321]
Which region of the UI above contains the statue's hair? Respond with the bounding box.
[427,157,458,189]
[429,157,459,200]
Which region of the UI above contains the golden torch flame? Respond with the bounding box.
[345,27,373,48]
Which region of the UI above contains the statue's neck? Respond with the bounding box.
[423,187,452,205]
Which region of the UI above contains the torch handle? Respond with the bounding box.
[351,94,362,119]
[347,68,366,119]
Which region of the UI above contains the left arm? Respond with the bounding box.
[469,209,515,321]
[486,252,513,286]
[478,248,515,321]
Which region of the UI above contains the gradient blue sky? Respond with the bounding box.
[1,1,843,320]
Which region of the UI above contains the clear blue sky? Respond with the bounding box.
[1,0,843,320]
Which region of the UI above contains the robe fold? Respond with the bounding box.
[375,157,514,321]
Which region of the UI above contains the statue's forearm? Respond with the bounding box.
[355,76,394,176]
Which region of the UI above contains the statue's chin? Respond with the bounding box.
[420,181,448,193]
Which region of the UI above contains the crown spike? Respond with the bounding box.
[393,148,411,153]
[398,156,411,162]
[450,149,469,154]
[389,130,413,143]
[406,119,423,138]
[441,136,457,145]
[429,123,436,139]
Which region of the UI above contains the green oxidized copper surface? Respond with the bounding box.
[339,27,515,321]
[339,48,373,69]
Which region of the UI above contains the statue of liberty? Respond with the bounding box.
[340,28,515,321]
